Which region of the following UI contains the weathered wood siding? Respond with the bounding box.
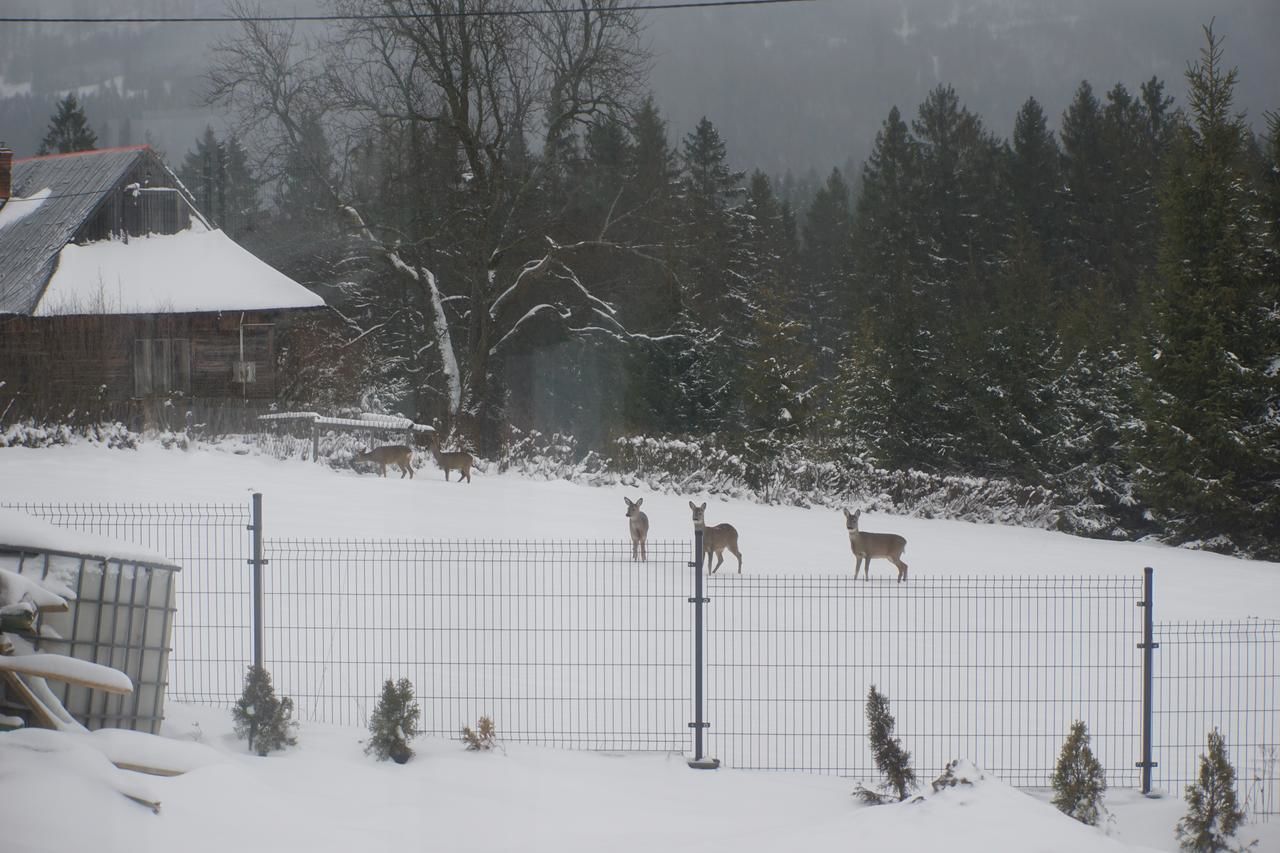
[0,311,296,418]
[77,154,194,243]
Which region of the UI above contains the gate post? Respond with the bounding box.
[688,527,719,769]
[1136,565,1158,794]
[248,492,267,672]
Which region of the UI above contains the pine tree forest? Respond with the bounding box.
[196,12,1278,559]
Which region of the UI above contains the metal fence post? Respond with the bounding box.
[248,492,266,672]
[1136,565,1158,794]
[688,527,719,769]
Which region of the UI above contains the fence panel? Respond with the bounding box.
[262,538,691,751]
[705,575,1145,788]
[1,501,252,706]
[1153,621,1280,817]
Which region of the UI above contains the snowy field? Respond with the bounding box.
[1,441,1276,621]
[1,439,1278,852]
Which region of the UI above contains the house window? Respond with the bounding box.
[134,338,191,396]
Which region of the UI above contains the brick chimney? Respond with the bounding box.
[0,146,12,201]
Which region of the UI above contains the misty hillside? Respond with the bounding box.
[2,0,1276,170]
[645,0,1280,172]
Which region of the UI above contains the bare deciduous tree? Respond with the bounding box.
[209,0,655,446]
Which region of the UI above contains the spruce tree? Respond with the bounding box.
[37,93,98,155]
[1051,720,1108,826]
[1138,23,1280,558]
[178,128,260,237]
[1009,96,1062,249]
[843,105,920,467]
[232,665,299,756]
[862,685,916,803]
[1175,729,1253,852]
[366,678,421,764]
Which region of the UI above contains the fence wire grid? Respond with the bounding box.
[705,574,1143,787]
[3,498,1277,817]
[2,501,251,706]
[263,538,691,751]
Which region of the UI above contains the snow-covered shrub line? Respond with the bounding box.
[497,429,1076,534]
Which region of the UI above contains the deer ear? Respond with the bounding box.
[688,501,696,510]
[699,502,707,511]
[624,497,632,507]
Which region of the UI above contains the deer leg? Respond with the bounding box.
[641,540,647,562]
[731,546,742,574]
[892,557,908,582]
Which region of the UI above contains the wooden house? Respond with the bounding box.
[0,145,327,428]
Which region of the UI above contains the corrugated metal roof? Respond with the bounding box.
[0,146,147,315]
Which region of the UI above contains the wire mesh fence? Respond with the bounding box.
[3,497,1277,816]
[262,538,692,751]
[704,574,1145,788]
[1153,620,1280,817]
[2,501,251,706]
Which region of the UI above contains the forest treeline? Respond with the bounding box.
[145,14,1280,558]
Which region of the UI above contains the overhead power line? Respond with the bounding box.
[1,0,819,25]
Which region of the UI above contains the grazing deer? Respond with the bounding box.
[689,501,742,574]
[843,509,908,582]
[353,445,414,479]
[624,497,649,562]
[428,432,474,483]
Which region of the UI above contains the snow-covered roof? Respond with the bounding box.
[0,147,147,314]
[35,225,326,316]
[0,507,180,569]
[0,145,325,317]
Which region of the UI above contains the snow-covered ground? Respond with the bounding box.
[1,441,1276,620]
[0,700,1242,853]
[1,439,1277,852]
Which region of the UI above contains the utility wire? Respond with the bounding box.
[2,0,819,25]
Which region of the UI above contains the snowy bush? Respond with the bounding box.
[232,665,299,756]
[366,678,421,764]
[461,716,498,751]
[0,420,137,450]
[1176,729,1254,852]
[855,685,916,804]
[1051,720,1108,826]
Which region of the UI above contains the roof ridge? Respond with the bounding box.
[14,145,151,164]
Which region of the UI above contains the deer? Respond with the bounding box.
[689,501,742,574]
[624,497,649,562]
[843,509,908,582]
[428,432,474,483]
[352,445,414,479]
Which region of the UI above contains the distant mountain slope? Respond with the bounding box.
[3,1,1275,173]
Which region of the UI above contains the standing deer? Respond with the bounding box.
[844,509,908,582]
[428,432,473,483]
[689,501,742,574]
[624,497,649,562]
[353,445,414,479]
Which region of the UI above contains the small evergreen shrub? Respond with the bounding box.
[366,678,421,764]
[1051,720,1108,825]
[232,665,299,756]
[461,716,497,751]
[1176,729,1255,852]
[855,685,916,803]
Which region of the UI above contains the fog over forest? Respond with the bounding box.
[2,0,1276,176]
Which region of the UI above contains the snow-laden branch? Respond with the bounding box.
[424,266,461,416]
[488,238,618,322]
[489,304,571,355]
